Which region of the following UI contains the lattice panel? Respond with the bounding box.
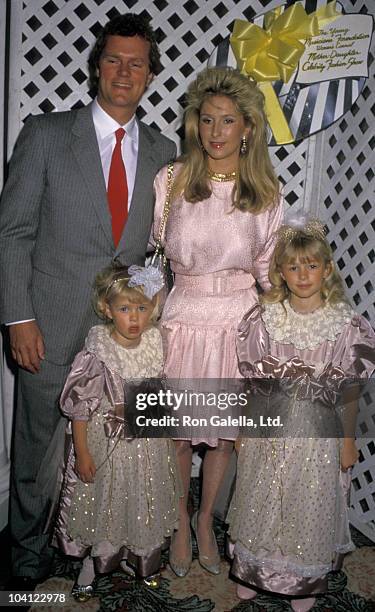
[318,0,375,542]
[320,30,375,322]
[17,0,314,213]
[20,0,284,125]
[271,141,310,208]
[349,432,375,541]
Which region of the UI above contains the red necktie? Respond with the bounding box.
[107,128,128,247]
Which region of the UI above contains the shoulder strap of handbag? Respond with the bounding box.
[155,161,174,251]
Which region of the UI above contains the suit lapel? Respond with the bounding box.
[71,104,113,246]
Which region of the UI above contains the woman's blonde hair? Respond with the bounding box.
[172,66,279,213]
[93,264,159,324]
[263,226,348,306]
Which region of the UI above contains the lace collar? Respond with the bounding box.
[85,324,157,375]
[262,301,354,350]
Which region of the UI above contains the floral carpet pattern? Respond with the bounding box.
[31,543,375,611]
[30,479,375,611]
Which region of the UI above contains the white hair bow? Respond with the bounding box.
[128,265,164,299]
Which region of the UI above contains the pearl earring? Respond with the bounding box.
[240,136,248,155]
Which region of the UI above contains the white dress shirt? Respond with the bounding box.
[9,99,139,326]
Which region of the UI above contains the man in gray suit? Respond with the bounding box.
[0,13,176,588]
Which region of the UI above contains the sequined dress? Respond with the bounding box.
[153,164,283,444]
[53,325,180,576]
[227,301,375,595]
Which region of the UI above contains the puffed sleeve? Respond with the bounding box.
[337,315,375,378]
[236,304,270,377]
[155,165,170,243]
[149,163,180,251]
[253,192,284,291]
[148,166,168,251]
[60,350,104,420]
[149,162,183,252]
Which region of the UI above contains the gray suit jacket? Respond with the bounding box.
[0,104,176,364]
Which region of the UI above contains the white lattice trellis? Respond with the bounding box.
[318,75,375,322]
[10,0,319,214]
[3,0,375,541]
[311,0,375,540]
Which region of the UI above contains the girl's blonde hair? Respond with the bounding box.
[263,226,348,306]
[172,67,279,214]
[93,264,159,324]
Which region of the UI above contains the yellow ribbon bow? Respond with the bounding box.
[231,3,318,83]
[230,2,340,144]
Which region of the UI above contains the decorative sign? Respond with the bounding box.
[208,1,373,145]
[297,14,372,84]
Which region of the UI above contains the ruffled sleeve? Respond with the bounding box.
[60,350,104,420]
[236,304,270,377]
[335,314,375,378]
[253,192,284,291]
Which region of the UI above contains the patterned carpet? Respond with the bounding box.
[28,479,375,612]
[30,531,375,611]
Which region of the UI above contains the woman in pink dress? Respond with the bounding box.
[153,67,283,577]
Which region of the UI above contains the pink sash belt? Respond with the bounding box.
[174,272,255,295]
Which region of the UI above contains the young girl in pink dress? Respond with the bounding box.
[227,216,375,611]
[53,264,180,601]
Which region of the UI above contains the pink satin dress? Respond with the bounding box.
[53,325,180,576]
[153,164,283,445]
[227,301,375,595]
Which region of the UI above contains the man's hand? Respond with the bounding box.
[9,321,45,373]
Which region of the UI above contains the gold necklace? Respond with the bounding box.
[207,170,237,182]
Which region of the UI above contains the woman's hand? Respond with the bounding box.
[340,439,359,471]
[75,451,96,483]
